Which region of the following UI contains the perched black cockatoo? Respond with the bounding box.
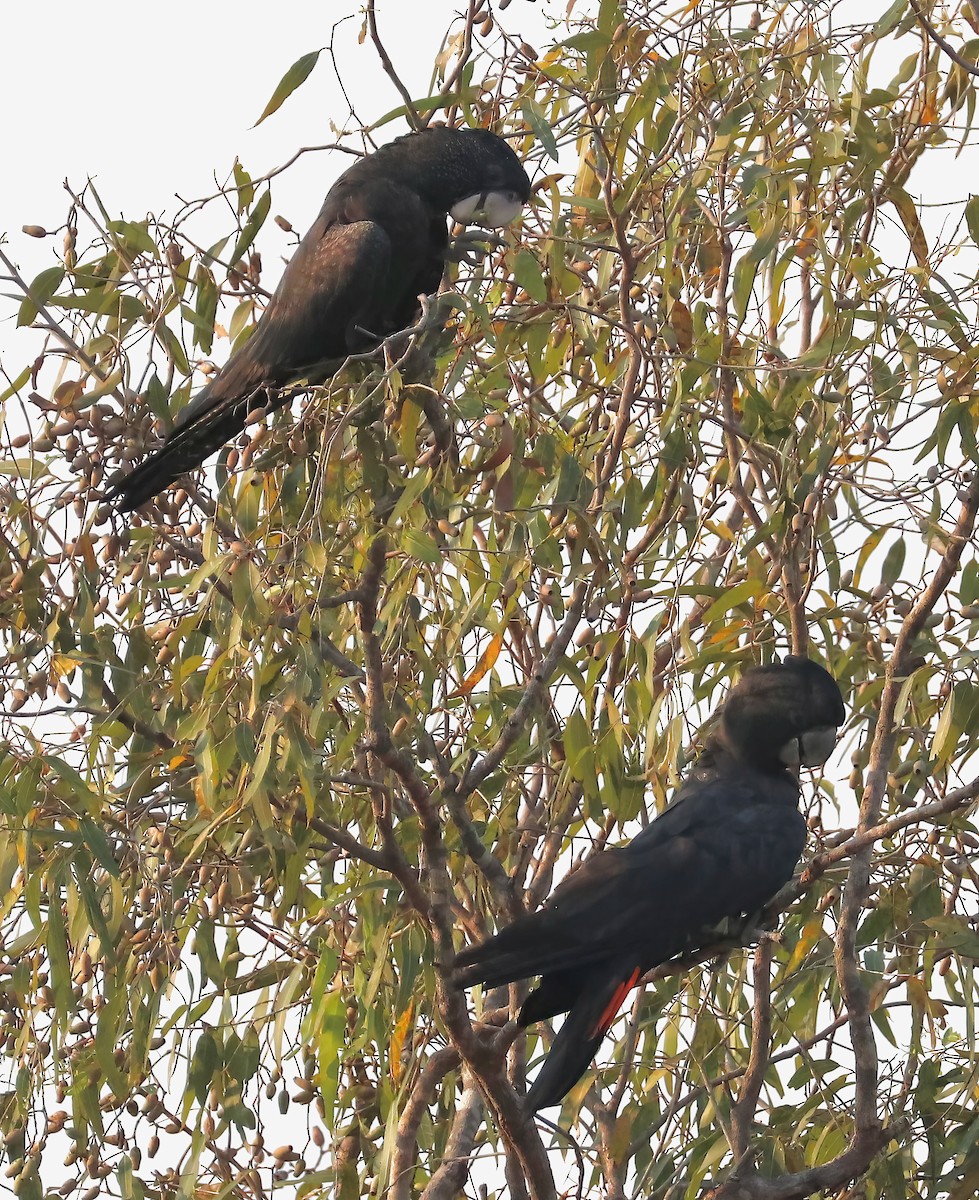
[453,656,845,1113]
[107,126,531,510]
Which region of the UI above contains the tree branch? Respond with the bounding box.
[418,1070,484,1200]
[101,681,175,749]
[709,461,979,1199]
[729,937,775,1162]
[705,1118,910,1200]
[389,1046,460,1200]
[459,580,590,796]
[908,0,979,76]
[366,0,423,129]
[356,524,556,1200]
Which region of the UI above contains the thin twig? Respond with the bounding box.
[908,0,979,76]
[367,0,423,129]
[459,581,590,796]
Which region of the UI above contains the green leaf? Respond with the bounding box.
[874,0,908,36]
[564,709,593,779]
[186,1029,220,1109]
[889,185,928,267]
[193,922,222,985]
[117,1154,142,1200]
[966,195,979,249]
[700,579,764,624]
[240,714,279,826]
[0,365,31,404]
[371,91,465,130]
[76,819,121,878]
[559,30,611,52]
[254,50,321,126]
[193,266,219,354]
[0,459,49,480]
[879,536,906,591]
[513,249,548,303]
[107,220,159,258]
[521,98,559,161]
[554,452,586,506]
[225,1024,261,1084]
[316,987,347,1121]
[233,160,254,213]
[924,916,979,959]
[403,528,441,564]
[230,188,271,269]
[17,265,64,326]
[731,254,759,325]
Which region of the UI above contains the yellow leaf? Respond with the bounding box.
[480,420,515,473]
[795,219,819,258]
[50,654,78,680]
[703,520,738,543]
[783,916,823,975]
[399,397,422,466]
[448,630,504,698]
[907,975,947,1019]
[669,299,693,352]
[74,532,97,571]
[889,186,929,268]
[605,696,625,746]
[54,380,84,408]
[390,1001,414,1087]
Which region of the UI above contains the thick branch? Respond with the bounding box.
[840,471,979,1134]
[101,682,174,750]
[729,938,774,1162]
[444,776,520,916]
[711,469,979,1199]
[790,777,979,899]
[356,529,555,1200]
[705,1118,910,1200]
[390,1046,460,1200]
[419,1071,484,1200]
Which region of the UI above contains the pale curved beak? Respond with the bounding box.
[779,725,840,768]
[451,189,525,229]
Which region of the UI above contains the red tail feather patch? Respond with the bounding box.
[590,967,642,1038]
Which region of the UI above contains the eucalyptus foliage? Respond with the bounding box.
[3,1,979,1197]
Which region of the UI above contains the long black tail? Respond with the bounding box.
[524,963,640,1113]
[452,913,591,994]
[106,351,274,511]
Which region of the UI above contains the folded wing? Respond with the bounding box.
[107,220,392,511]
